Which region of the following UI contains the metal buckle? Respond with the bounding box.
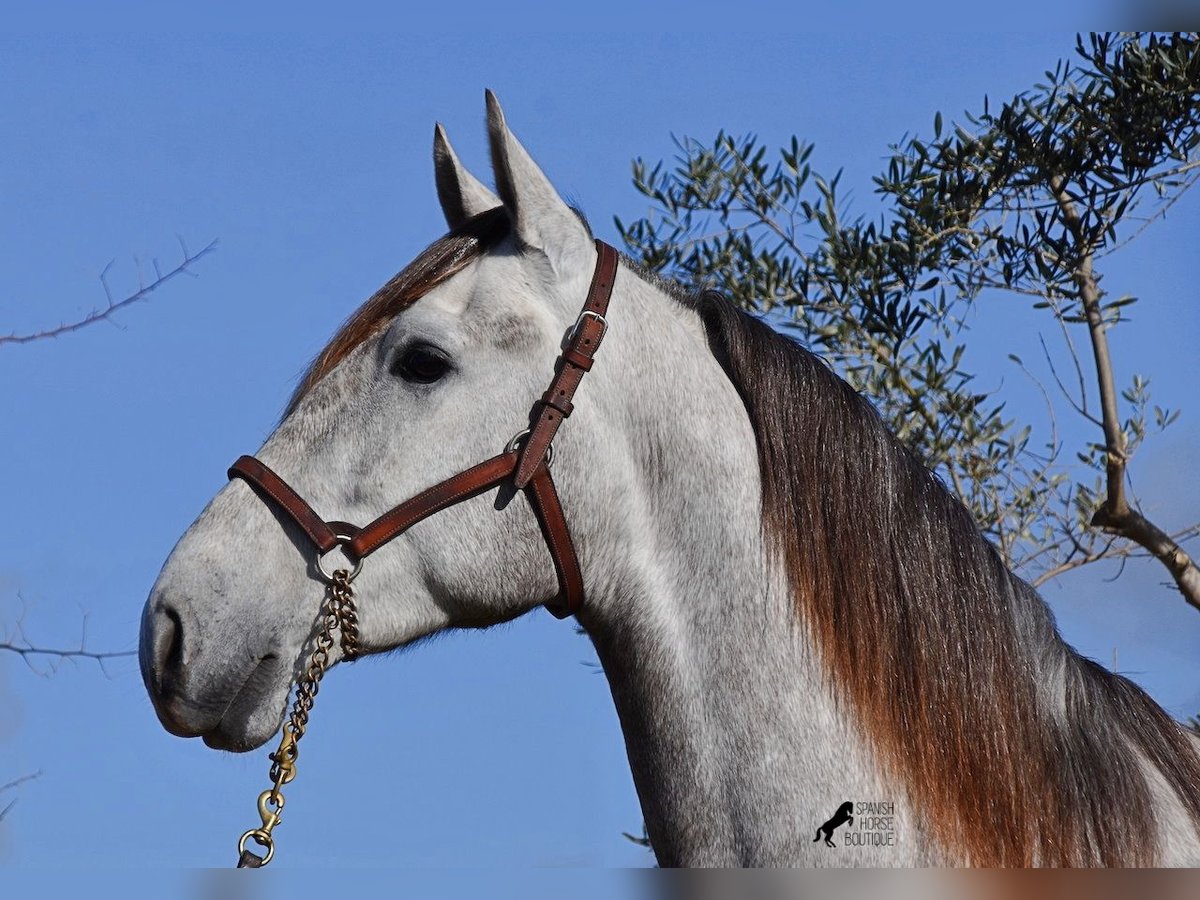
[316,532,363,583]
[505,428,554,468]
[569,310,608,345]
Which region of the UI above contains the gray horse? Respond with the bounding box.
[139,93,1200,866]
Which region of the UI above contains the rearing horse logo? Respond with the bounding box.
[814,801,855,847]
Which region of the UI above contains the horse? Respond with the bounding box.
[138,91,1200,867]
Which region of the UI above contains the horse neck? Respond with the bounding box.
[574,272,926,866]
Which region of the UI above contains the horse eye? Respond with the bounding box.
[391,344,452,384]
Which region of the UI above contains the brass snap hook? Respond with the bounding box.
[237,789,285,867]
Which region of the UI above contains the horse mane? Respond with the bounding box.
[686,288,1200,866]
[287,207,510,413]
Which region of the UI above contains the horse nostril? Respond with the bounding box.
[151,601,186,692]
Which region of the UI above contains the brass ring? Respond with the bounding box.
[238,828,275,867]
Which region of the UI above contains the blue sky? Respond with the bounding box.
[2,31,1197,875]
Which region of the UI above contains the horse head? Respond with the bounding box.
[137,93,707,752]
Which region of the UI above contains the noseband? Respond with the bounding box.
[228,238,617,619]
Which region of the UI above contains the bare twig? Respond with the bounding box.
[0,236,217,347]
[1032,535,1122,586]
[0,640,135,676]
[1050,302,1093,421]
[1038,332,1099,426]
[1,604,134,678]
[0,771,41,824]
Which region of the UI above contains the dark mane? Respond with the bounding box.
[686,289,1200,866]
[287,207,510,413]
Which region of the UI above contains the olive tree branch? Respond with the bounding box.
[1049,174,1200,611]
[1096,169,1200,259]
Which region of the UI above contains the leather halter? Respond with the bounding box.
[228,239,618,620]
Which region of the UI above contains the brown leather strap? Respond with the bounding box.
[229,456,341,554]
[237,848,267,868]
[346,452,518,559]
[350,454,584,614]
[229,451,585,616]
[524,465,583,618]
[513,239,617,489]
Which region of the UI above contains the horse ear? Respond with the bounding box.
[434,123,501,230]
[485,90,592,277]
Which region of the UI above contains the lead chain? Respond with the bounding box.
[236,569,359,868]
